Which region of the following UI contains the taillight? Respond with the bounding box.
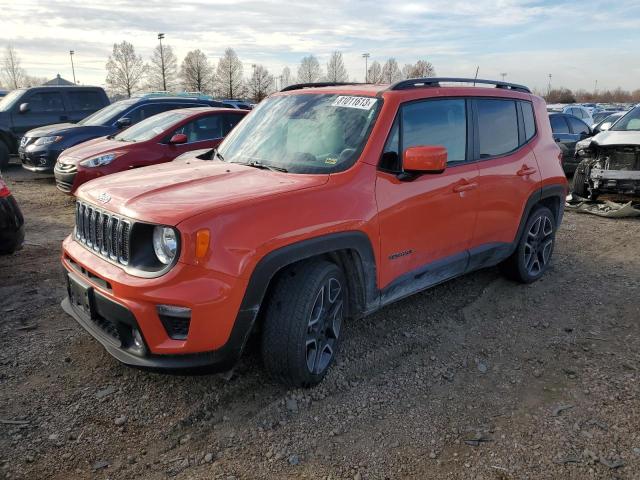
[0,179,10,198]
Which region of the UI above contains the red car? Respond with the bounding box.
[54,107,246,193]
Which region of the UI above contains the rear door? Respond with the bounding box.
[10,90,67,137]
[64,90,108,122]
[471,98,541,259]
[550,114,577,164]
[375,98,480,291]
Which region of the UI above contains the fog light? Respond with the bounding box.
[131,328,146,354]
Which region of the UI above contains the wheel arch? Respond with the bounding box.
[241,231,379,323]
[512,185,566,253]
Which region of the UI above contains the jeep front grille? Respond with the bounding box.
[75,201,131,265]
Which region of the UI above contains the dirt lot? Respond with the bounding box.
[1,162,639,480]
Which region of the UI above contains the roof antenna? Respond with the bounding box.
[473,66,479,86]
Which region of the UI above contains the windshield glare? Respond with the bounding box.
[0,90,24,112]
[79,101,134,126]
[217,93,380,173]
[114,111,187,142]
[611,106,640,131]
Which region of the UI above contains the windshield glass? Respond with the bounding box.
[114,111,187,142]
[217,93,380,174]
[78,100,134,126]
[0,90,24,112]
[611,106,640,131]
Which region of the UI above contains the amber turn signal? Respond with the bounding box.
[195,229,210,259]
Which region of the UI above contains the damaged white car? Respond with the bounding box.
[573,106,640,199]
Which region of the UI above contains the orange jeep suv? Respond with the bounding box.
[61,78,568,387]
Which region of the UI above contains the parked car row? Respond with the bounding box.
[0,85,252,172]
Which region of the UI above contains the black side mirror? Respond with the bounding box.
[19,103,29,113]
[116,117,131,128]
[579,131,590,140]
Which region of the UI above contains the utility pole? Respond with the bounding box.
[594,79,598,93]
[158,33,166,91]
[500,72,507,82]
[69,50,76,84]
[362,53,370,83]
[548,74,552,96]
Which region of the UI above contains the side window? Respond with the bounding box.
[223,114,244,135]
[521,101,536,141]
[67,91,104,111]
[174,115,223,143]
[25,92,65,113]
[549,115,569,133]
[402,99,467,163]
[476,99,518,157]
[567,116,589,135]
[127,104,171,124]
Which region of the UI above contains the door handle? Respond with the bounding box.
[453,181,478,193]
[517,165,537,176]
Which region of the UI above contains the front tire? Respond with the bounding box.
[500,206,556,284]
[261,260,346,387]
[571,161,589,198]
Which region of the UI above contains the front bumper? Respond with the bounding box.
[61,236,257,370]
[54,162,78,193]
[19,145,62,172]
[590,168,640,196]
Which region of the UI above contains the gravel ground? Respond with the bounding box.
[1,162,639,480]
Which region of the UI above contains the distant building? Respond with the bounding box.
[43,74,75,86]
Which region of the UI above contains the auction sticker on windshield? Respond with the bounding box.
[332,96,377,110]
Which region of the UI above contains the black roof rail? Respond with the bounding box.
[389,77,531,94]
[280,82,365,92]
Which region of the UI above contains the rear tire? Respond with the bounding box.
[261,260,346,387]
[500,206,556,284]
[0,141,9,172]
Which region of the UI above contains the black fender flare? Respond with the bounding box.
[224,231,379,362]
[511,185,566,254]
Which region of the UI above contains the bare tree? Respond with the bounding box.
[412,60,436,78]
[147,44,178,91]
[381,58,402,84]
[367,61,383,83]
[213,48,244,99]
[180,49,212,93]
[281,66,293,88]
[2,45,26,89]
[325,51,348,82]
[105,41,147,98]
[248,65,274,102]
[297,55,321,83]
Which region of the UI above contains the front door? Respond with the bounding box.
[10,90,67,137]
[375,98,479,297]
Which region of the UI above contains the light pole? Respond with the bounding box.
[69,50,76,84]
[158,33,166,91]
[362,53,370,83]
[500,72,507,82]
[548,74,552,96]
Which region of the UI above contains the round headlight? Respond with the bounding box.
[153,226,178,265]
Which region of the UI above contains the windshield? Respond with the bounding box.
[0,90,24,112]
[79,100,134,126]
[611,106,640,131]
[217,93,380,174]
[114,111,187,142]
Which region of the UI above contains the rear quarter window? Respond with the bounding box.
[521,101,536,141]
[476,99,518,157]
[550,115,569,134]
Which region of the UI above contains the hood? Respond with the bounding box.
[59,137,123,162]
[26,122,113,139]
[77,159,329,225]
[590,130,640,147]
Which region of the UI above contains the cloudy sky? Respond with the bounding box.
[2,0,640,92]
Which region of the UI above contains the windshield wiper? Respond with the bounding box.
[242,161,288,173]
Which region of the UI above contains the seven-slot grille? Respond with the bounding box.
[75,201,131,265]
